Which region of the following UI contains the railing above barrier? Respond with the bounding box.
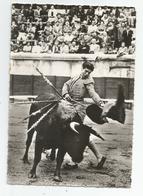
[11,52,135,62]
[9,95,133,110]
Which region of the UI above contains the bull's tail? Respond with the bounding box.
[116,84,125,107]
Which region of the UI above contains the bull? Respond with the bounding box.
[23,84,125,182]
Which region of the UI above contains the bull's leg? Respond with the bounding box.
[28,135,43,178]
[22,129,35,164]
[53,148,66,182]
[50,148,56,161]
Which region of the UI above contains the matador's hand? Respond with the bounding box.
[64,94,72,102]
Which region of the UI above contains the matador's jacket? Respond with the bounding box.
[62,74,102,121]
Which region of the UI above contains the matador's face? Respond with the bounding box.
[81,68,92,79]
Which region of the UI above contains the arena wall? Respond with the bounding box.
[10,53,135,99]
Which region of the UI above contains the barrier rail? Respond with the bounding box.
[9,95,133,110]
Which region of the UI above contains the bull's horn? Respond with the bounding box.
[70,122,80,134]
[84,125,105,141]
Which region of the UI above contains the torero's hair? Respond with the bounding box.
[82,61,94,72]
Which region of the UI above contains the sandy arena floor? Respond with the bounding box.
[7,103,133,188]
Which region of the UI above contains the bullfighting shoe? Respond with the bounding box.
[96,156,106,169]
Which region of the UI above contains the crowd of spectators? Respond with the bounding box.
[11,4,136,56]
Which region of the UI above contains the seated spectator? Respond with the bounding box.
[44,21,53,33]
[23,42,32,52]
[69,41,78,53]
[34,5,41,21]
[40,41,50,53]
[27,5,34,22]
[97,20,105,32]
[117,41,128,57]
[89,38,100,53]
[86,6,95,25]
[117,12,127,24]
[17,23,27,43]
[60,42,70,53]
[95,6,104,21]
[76,6,86,22]
[11,41,19,52]
[88,20,98,34]
[79,20,88,33]
[48,5,57,23]
[68,6,78,23]
[26,22,36,35]
[53,21,62,36]
[101,13,109,26]
[77,40,90,54]
[56,34,65,44]
[128,39,135,54]
[52,40,61,53]
[64,31,74,43]
[55,13,64,26]
[71,15,81,31]
[11,21,19,40]
[63,21,72,33]
[35,20,44,39]
[122,25,133,47]
[40,5,48,22]
[32,40,41,53]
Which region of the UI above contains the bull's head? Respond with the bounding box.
[64,122,104,163]
[86,84,126,124]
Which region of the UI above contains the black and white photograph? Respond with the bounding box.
[1,0,143,194]
[6,1,136,188]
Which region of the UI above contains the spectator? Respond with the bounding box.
[88,20,98,34]
[101,13,109,26]
[122,25,133,47]
[77,6,86,22]
[35,20,44,39]
[27,5,34,22]
[77,40,90,53]
[69,41,78,53]
[63,21,72,33]
[44,21,53,34]
[89,38,100,53]
[11,21,19,40]
[55,13,64,26]
[79,20,88,33]
[52,40,61,53]
[117,41,128,57]
[32,40,42,53]
[86,6,95,25]
[17,23,27,43]
[128,38,135,54]
[60,42,70,53]
[34,5,41,21]
[95,6,104,21]
[11,41,19,52]
[71,16,81,31]
[64,31,74,43]
[68,6,78,23]
[53,21,62,36]
[48,5,57,23]
[40,41,50,53]
[40,5,48,22]
[23,42,32,52]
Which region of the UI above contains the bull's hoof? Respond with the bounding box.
[28,172,37,179]
[53,176,63,182]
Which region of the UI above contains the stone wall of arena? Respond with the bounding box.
[10,53,135,99]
